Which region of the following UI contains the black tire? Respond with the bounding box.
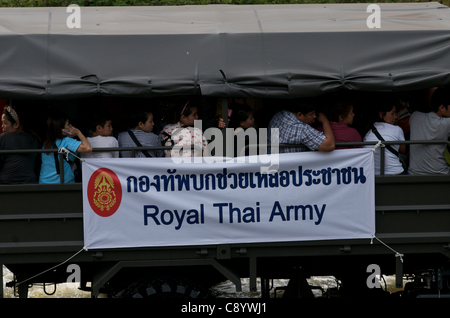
[116,276,214,298]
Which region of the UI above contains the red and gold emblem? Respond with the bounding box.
[88,168,122,217]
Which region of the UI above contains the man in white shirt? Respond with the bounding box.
[409,87,450,175]
[82,114,119,159]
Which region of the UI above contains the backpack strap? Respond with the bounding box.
[53,143,61,175]
[127,130,151,158]
[53,143,74,175]
[371,126,399,157]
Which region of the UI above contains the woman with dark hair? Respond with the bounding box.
[159,100,209,158]
[317,100,362,149]
[39,111,92,184]
[0,105,39,184]
[229,104,256,157]
[363,99,406,175]
[118,109,164,158]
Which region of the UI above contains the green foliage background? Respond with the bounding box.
[1,0,448,7]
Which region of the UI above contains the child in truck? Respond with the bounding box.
[159,100,208,158]
[118,109,164,158]
[228,103,257,157]
[159,100,225,158]
[81,113,119,159]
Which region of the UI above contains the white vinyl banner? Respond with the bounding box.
[82,149,375,250]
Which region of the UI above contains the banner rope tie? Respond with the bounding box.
[15,246,87,288]
[372,140,383,152]
[58,147,85,162]
[371,235,404,263]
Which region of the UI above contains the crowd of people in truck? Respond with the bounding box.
[1,87,450,185]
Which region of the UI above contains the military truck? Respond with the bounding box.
[1,3,450,298]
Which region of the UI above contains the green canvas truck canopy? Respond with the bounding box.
[0,2,449,99]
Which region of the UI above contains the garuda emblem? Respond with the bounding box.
[92,171,117,211]
[88,168,122,217]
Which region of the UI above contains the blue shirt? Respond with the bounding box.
[39,137,82,184]
[268,110,325,153]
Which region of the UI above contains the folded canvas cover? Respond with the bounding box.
[0,2,449,99]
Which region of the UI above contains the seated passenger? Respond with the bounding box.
[409,87,450,175]
[229,104,257,157]
[363,100,406,175]
[317,100,362,149]
[0,106,39,184]
[159,100,209,158]
[39,111,92,184]
[267,99,335,153]
[81,113,119,159]
[118,109,164,158]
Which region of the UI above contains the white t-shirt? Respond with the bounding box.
[363,122,405,175]
[409,111,450,175]
[81,135,119,159]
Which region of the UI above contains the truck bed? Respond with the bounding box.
[1,174,450,297]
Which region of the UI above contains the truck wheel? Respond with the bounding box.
[116,276,213,298]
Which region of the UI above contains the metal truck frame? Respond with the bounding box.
[1,132,450,298]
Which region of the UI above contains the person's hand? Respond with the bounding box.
[218,118,226,129]
[315,112,329,124]
[63,125,81,138]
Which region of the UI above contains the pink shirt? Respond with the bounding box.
[317,122,362,149]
